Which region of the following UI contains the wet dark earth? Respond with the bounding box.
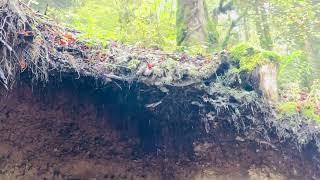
[0,80,318,180]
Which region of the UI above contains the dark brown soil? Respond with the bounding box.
[0,82,318,180]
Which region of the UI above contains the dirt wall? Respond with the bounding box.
[0,79,318,180]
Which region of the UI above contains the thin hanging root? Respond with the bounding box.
[0,1,61,88]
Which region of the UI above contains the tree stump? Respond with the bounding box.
[253,63,279,102]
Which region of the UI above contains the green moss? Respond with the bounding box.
[230,43,281,72]
[278,101,298,114]
[278,101,320,123]
[230,43,253,60]
[127,59,141,70]
[302,104,320,123]
[303,110,320,123]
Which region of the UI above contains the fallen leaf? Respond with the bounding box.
[296,104,302,113]
[180,53,188,61]
[59,38,69,46]
[63,32,75,40]
[19,58,27,71]
[147,63,154,70]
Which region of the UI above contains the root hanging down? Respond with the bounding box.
[0,0,66,88]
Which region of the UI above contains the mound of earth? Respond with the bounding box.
[0,1,320,180]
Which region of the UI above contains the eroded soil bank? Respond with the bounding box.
[0,79,318,180]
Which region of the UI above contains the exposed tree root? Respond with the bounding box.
[0,1,320,179]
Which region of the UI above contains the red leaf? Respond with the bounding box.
[59,38,69,46]
[19,58,27,71]
[147,63,154,70]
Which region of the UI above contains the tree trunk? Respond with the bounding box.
[305,37,320,81]
[253,63,279,102]
[176,0,218,48]
[307,0,320,81]
[254,0,273,50]
[243,16,249,41]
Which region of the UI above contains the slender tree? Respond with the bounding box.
[308,0,320,80]
[176,0,218,48]
[254,0,273,50]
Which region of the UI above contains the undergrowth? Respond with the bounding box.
[229,43,320,123]
[278,81,320,123]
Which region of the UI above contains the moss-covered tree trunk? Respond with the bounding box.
[176,0,218,48]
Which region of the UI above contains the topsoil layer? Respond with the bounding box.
[0,80,318,180]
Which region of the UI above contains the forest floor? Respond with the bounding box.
[0,83,316,180]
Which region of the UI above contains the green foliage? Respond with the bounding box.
[278,51,312,87]
[207,17,219,47]
[278,101,298,114]
[67,0,177,51]
[279,101,320,122]
[271,0,319,44]
[28,0,81,13]
[305,80,320,122]
[230,43,281,71]
[278,79,320,123]
[303,105,320,123]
